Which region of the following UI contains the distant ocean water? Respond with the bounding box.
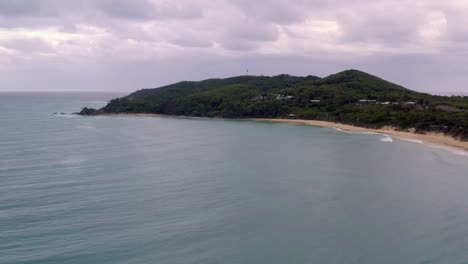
[1,92,468,264]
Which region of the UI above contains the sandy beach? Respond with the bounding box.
[251,118,468,152]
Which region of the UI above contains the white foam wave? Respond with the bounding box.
[361,131,382,135]
[426,144,468,158]
[399,138,424,144]
[334,127,467,158]
[449,149,468,157]
[380,136,393,142]
[334,128,385,136]
[395,137,468,158]
[334,128,354,134]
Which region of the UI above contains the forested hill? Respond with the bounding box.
[79,70,468,140]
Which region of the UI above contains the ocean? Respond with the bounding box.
[1,92,468,264]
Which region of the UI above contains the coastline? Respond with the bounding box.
[87,113,468,152]
[250,118,468,152]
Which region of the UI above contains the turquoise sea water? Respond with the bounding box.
[1,92,468,264]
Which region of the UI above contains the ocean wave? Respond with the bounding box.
[334,128,354,134]
[398,138,424,144]
[361,131,382,135]
[380,136,393,142]
[334,127,381,136]
[448,149,468,157]
[395,137,468,158]
[335,127,394,143]
[426,144,468,157]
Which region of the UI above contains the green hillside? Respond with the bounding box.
[79,70,468,140]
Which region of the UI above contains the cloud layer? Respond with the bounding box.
[0,0,467,92]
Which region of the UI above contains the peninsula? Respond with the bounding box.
[79,70,468,144]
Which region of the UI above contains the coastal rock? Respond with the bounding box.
[77,107,101,116]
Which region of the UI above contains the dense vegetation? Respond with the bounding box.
[79,70,468,140]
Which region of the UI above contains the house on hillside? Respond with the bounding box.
[250,96,265,101]
[358,99,377,104]
[274,94,294,100]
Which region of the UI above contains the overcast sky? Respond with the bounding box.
[0,0,467,93]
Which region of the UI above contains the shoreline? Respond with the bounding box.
[85,113,468,152]
[250,118,468,152]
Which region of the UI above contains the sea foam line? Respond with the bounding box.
[334,127,393,142]
[336,128,467,157]
[334,127,381,135]
[393,137,468,158]
[425,143,468,157]
[398,138,424,144]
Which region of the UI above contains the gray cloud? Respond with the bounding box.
[95,0,202,20]
[338,14,422,45]
[0,0,44,16]
[228,0,308,25]
[95,0,156,19]
[444,11,468,43]
[227,22,279,42]
[0,0,467,93]
[169,37,213,48]
[219,40,257,51]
